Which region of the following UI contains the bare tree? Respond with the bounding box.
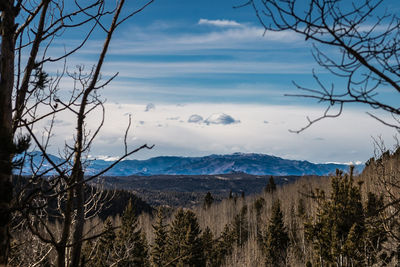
[242,0,400,132]
[0,0,154,265]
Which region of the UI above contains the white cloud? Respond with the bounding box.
[204,113,240,125]
[198,19,242,27]
[75,21,303,56]
[188,114,204,123]
[35,102,399,164]
[98,60,315,79]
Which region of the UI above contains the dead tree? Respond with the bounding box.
[243,0,400,132]
[0,0,153,265]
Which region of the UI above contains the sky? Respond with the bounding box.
[35,0,400,164]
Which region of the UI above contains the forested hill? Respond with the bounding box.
[21,152,363,176]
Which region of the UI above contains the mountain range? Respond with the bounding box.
[19,152,362,176]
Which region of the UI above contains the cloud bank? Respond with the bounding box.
[198,19,242,27]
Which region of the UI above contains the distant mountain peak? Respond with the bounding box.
[19,151,364,177]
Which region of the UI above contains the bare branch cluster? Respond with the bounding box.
[243,0,400,132]
[0,0,154,265]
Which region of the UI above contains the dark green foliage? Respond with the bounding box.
[253,197,265,217]
[263,200,289,267]
[203,192,214,209]
[297,198,306,218]
[86,218,116,267]
[84,214,150,267]
[364,192,388,266]
[31,64,49,90]
[232,205,249,247]
[305,168,388,266]
[166,209,204,266]
[151,207,168,267]
[103,174,301,208]
[115,199,149,266]
[213,224,235,266]
[201,227,215,266]
[265,176,276,194]
[98,189,153,220]
[305,169,364,266]
[11,135,30,170]
[288,202,303,262]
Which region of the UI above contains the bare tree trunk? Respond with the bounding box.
[57,188,74,267]
[70,164,84,267]
[0,1,15,265]
[70,2,126,264]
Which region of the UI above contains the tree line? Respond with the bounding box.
[8,146,400,266]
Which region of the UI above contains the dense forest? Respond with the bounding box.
[8,147,400,266]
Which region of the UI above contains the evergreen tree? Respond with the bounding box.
[232,205,249,247]
[166,209,204,266]
[87,218,116,267]
[137,232,150,267]
[203,192,214,209]
[263,200,289,267]
[297,198,306,218]
[214,224,235,266]
[201,227,214,267]
[304,168,365,266]
[151,207,168,267]
[265,176,277,194]
[253,197,265,218]
[288,202,302,262]
[364,192,388,266]
[115,199,149,266]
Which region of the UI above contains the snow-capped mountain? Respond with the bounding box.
[18,152,362,177]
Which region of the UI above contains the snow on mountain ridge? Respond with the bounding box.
[17,151,364,177]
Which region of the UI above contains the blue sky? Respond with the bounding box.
[38,0,399,164]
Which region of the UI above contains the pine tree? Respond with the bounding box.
[364,192,388,266]
[203,192,214,209]
[265,176,276,194]
[297,198,306,218]
[288,202,303,262]
[151,207,168,267]
[305,168,366,266]
[166,209,204,266]
[115,199,149,266]
[232,205,249,247]
[201,227,214,266]
[253,197,265,218]
[137,232,150,267]
[214,224,235,266]
[263,200,289,267]
[87,218,116,267]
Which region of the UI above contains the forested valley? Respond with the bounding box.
[9,147,400,266]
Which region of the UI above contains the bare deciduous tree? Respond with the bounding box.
[242,0,400,132]
[0,0,154,265]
